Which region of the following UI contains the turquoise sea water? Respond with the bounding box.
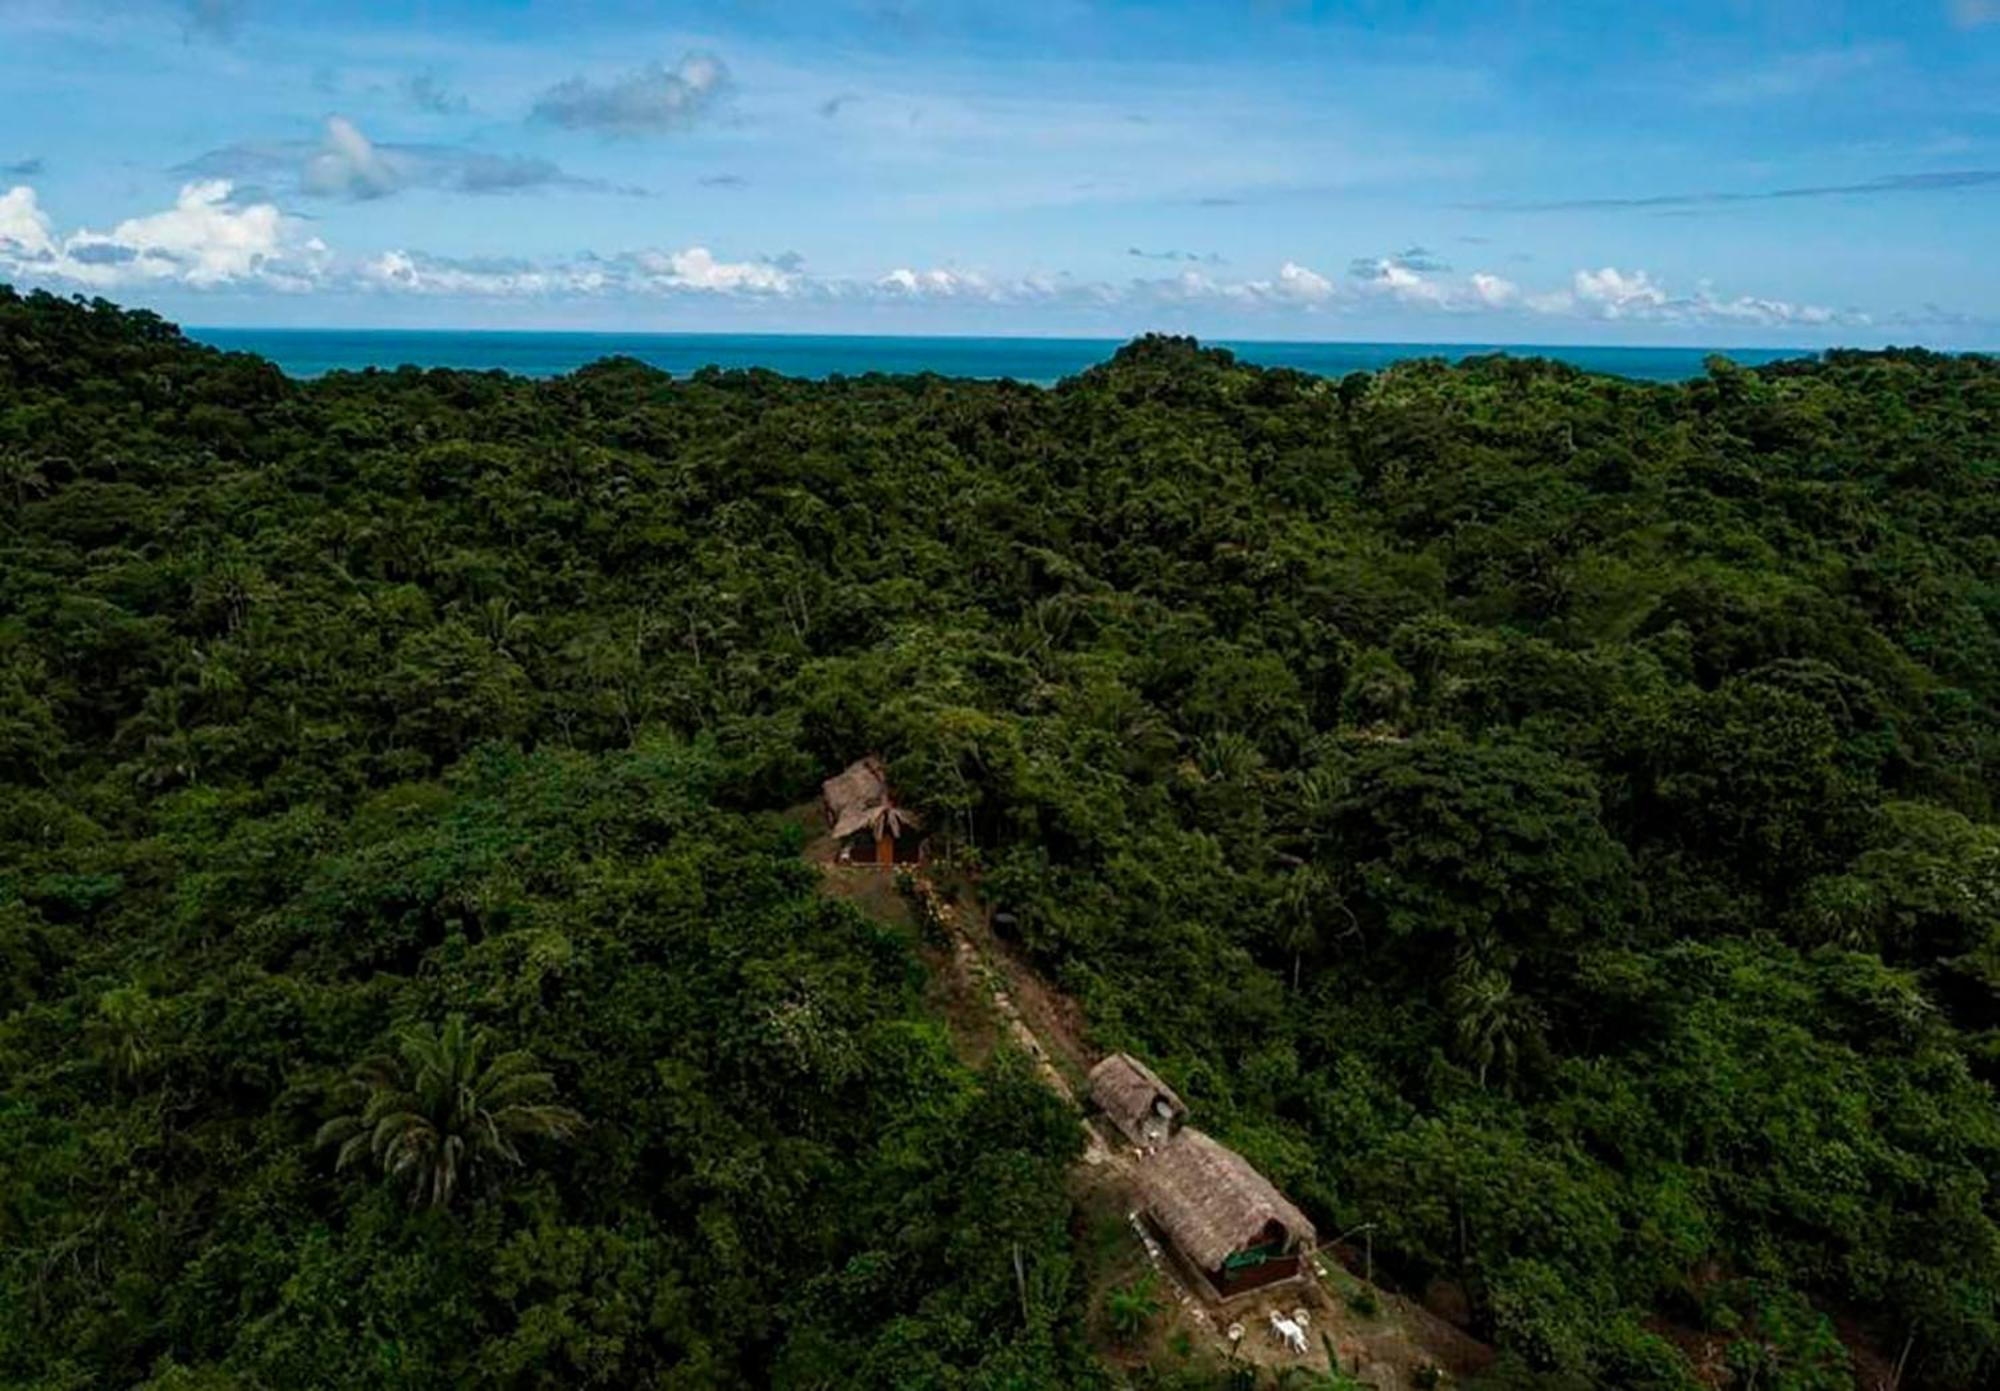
[184,327,1812,385]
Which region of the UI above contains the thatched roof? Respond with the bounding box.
[823,757,888,817]
[1140,1128,1317,1272]
[822,757,923,840]
[834,801,922,840]
[1089,1053,1187,1145]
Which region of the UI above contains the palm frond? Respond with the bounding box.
[315,1018,582,1207]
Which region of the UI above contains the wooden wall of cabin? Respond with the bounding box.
[1212,1252,1303,1297]
[842,831,926,867]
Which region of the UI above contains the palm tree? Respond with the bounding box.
[1104,1271,1164,1344]
[315,1015,583,1208]
[1444,949,1542,1090]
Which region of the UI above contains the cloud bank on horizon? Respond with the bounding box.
[0,0,1994,343]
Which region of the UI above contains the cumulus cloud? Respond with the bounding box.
[878,266,988,296]
[1573,265,1669,317]
[1348,256,1453,307]
[0,179,1862,330]
[1127,254,1842,328]
[1687,282,1834,326]
[1470,272,1517,307]
[184,117,608,201]
[0,185,58,262]
[1538,266,1844,327]
[340,249,1848,328]
[359,250,606,297]
[638,247,796,293]
[1275,261,1335,302]
[532,53,730,136]
[0,181,326,291]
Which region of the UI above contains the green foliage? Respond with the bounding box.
[314,1013,583,1207]
[1105,1271,1164,1343]
[1704,1281,1853,1391]
[1,290,1997,1387]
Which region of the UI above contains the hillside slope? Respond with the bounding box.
[2,287,1997,1389]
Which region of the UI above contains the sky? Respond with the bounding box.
[0,0,1996,345]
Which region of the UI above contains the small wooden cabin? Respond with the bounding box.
[1088,1053,1188,1151]
[1140,1128,1317,1300]
[821,756,925,867]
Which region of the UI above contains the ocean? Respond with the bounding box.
[183,328,1812,385]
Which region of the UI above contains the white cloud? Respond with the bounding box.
[1553,266,1843,327]
[331,250,1853,331]
[0,185,57,261]
[1689,282,1842,327]
[1276,260,1334,302]
[355,247,793,299]
[1470,272,1517,307]
[0,181,324,291]
[877,266,990,297]
[0,180,1861,330]
[641,246,796,293]
[1345,255,1485,310]
[358,250,602,297]
[1572,266,1670,317]
[304,117,402,200]
[90,181,299,287]
[1372,259,1452,306]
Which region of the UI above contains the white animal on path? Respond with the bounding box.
[1269,1309,1308,1356]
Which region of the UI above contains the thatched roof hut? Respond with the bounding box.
[1088,1053,1187,1149]
[821,757,924,862]
[1141,1128,1317,1280]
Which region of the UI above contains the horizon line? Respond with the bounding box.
[184,324,1832,356]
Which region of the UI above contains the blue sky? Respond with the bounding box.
[1,0,1996,344]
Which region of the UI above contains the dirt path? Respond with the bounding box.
[806,840,1492,1388]
[947,884,1094,1082]
[915,875,1113,1165]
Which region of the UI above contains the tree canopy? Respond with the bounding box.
[1,287,1996,1388]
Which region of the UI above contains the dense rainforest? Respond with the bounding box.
[0,285,1996,1390]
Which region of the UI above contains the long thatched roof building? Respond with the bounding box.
[1140,1127,1317,1299]
[1088,1052,1187,1150]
